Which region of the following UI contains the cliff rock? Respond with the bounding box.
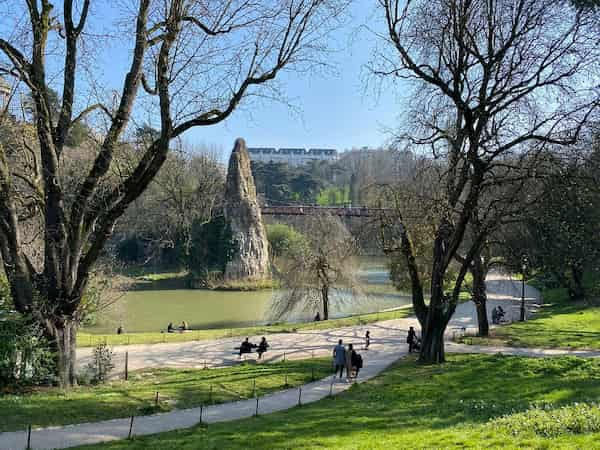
[224,138,269,281]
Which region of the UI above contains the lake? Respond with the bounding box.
[85,257,411,333]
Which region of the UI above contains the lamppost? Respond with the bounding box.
[520,256,528,322]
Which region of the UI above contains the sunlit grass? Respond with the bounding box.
[463,275,600,350]
[0,359,331,432]
[75,354,600,449]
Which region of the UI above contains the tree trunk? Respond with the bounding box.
[471,255,489,336]
[321,285,329,320]
[419,306,446,363]
[568,265,585,302]
[48,318,78,387]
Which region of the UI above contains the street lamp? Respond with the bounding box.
[520,256,528,322]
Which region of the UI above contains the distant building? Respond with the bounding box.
[248,147,338,166]
[0,77,10,109]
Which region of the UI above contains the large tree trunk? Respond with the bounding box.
[420,304,446,363]
[419,257,450,363]
[47,318,78,387]
[471,254,489,336]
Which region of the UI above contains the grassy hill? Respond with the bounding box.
[76,354,600,449]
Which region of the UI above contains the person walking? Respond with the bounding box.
[333,339,346,379]
[407,326,417,353]
[351,347,363,378]
[365,330,370,349]
[345,343,354,380]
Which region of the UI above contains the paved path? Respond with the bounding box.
[76,272,542,374]
[0,274,560,450]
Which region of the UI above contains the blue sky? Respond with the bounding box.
[1,1,407,155]
[94,1,405,155]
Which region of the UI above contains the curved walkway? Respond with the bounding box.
[2,275,584,450]
[75,272,542,375]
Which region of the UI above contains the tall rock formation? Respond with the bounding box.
[224,138,270,281]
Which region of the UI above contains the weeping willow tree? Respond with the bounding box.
[271,215,358,321]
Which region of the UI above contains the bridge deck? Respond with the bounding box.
[260,205,389,217]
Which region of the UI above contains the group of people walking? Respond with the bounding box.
[333,339,363,381]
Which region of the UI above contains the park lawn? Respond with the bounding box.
[77,307,412,348]
[76,354,600,449]
[0,359,332,433]
[463,276,600,350]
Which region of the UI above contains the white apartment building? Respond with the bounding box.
[248,147,338,166]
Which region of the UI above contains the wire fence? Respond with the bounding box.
[20,352,336,449]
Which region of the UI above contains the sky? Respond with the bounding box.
[1,1,408,156]
[93,0,406,155]
[187,2,403,155]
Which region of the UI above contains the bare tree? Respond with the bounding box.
[117,141,225,266]
[271,215,357,321]
[375,0,599,362]
[0,0,344,385]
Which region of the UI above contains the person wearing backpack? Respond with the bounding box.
[351,348,363,378]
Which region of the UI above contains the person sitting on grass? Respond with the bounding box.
[179,321,188,331]
[167,322,175,333]
[257,337,269,359]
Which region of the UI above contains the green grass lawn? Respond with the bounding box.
[0,359,332,432]
[78,307,412,348]
[76,354,600,449]
[462,278,600,350]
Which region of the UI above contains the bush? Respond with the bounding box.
[492,402,600,437]
[86,342,114,384]
[0,279,55,388]
[266,223,307,259]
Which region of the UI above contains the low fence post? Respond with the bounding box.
[311,366,315,382]
[330,376,334,396]
[255,397,259,416]
[298,386,302,406]
[199,404,203,424]
[155,391,159,406]
[124,351,129,381]
[128,415,134,440]
[26,424,32,450]
[252,378,256,398]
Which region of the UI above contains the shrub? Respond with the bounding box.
[86,342,114,384]
[492,402,600,437]
[0,278,55,388]
[266,223,307,259]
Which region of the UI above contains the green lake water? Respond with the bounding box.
[85,258,411,334]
